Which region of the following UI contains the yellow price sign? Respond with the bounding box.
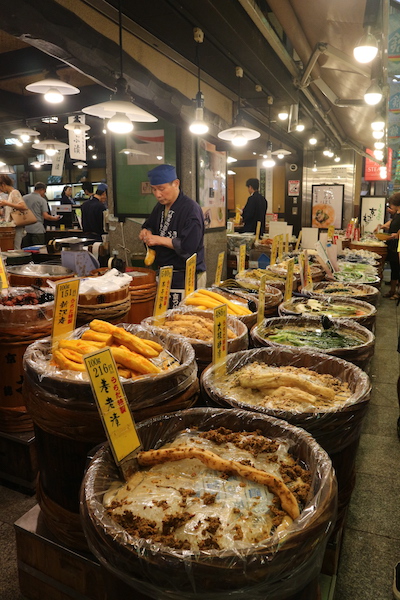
[295,230,302,251]
[154,266,173,318]
[213,304,227,374]
[52,278,80,348]
[214,251,225,286]
[278,234,284,262]
[185,253,197,298]
[84,348,141,465]
[257,274,266,325]
[285,233,289,254]
[255,221,261,244]
[238,243,246,273]
[284,258,295,301]
[235,208,241,224]
[327,225,335,240]
[304,251,314,291]
[270,236,279,266]
[0,252,9,289]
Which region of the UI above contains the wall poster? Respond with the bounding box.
[360,196,386,233]
[198,139,226,230]
[311,184,344,229]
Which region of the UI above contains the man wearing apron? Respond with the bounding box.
[139,164,206,307]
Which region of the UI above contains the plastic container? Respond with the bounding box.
[81,407,337,600]
[251,315,375,370]
[23,325,198,550]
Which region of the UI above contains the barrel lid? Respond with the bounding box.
[6,263,74,276]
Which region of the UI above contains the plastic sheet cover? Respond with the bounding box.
[81,407,337,600]
[201,347,371,454]
[0,286,54,335]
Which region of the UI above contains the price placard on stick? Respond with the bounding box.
[278,234,284,262]
[185,253,197,298]
[213,304,227,375]
[154,266,173,318]
[255,221,261,244]
[0,252,8,289]
[52,278,80,349]
[284,258,295,301]
[270,236,279,266]
[257,274,266,325]
[214,251,225,286]
[295,230,302,251]
[238,243,246,273]
[84,348,141,469]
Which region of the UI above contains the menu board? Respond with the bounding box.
[311,184,344,229]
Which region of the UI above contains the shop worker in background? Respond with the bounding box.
[81,183,108,241]
[240,178,268,236]
[139,164,206,304]
[22,182,61,247]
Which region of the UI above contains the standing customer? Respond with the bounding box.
[22,182,61,247]
[139,164,206,294]
[239,178,268,235]
[81,183,108,240]
[60,185,75,205]
[0,174,28,249]
[383,193,400,299]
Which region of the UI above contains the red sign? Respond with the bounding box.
[365,148,392,181]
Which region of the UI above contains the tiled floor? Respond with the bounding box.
[0,293,399,600]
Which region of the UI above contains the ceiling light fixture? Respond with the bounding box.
[372,129,384,139]
[26,73,80,104]
[262,141,276,168]
[371,114,385,131]
[32,137,69,156]
[379,165,387,179]
[119,148,148,156]
[82,1,157,133]
[334,155,341,162]
[10,126,40,143]
[73,161,87,169]
[295,120,305,132]
[312,160,317,172]
[218,67,260,147]
[374,141,385,150]
[353,26,379,64]
[272,148,291,159]
[309,128,318,145]
[189,28,209,135]
[364,80,383,105]
[227,156,238,163]
[374,149,384,160]
[64,115,91,135]
[227,170,236,175]
[278,107,289,120]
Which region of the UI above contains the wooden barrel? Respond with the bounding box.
[76,284,131,326]
[23,326,198,551]
[0,287,54,433]
[0,225,15,250]
[309,282,380,307]
[81,407,336,599]
[7,264,75,287]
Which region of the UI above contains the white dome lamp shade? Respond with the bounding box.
[218,126,260,147]
[374,141,385,150]
[364,81,383,106]
[272,148,291,159]
[10,127,40,143]
[262,141,276,168]
[73,161,87,169]
[32,138,69,156]
[353,27,379,64]
[119,148,148,156]
[64,115,91,135]
[25,78,80,103]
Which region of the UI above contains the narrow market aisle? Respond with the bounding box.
[335,295,400,600]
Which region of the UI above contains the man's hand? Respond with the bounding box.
[139,228,151,242]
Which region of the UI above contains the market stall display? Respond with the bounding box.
[81,408,337,599]
[218,279,283,317]
[309,282,380,306]
[251,315,375,370]
[75,268,131,326]
[180,287,257,329]
[23,323,198,550]
[7,263,75,287]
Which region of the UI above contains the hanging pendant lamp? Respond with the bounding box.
[218,67,260,147]
[10,126,40,143]
[32,138,69,156]
[64,115,91,134]
[82,0,156,133]
[189,28,209,135]
[26,72,79,104]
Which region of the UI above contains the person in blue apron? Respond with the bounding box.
[139,164,206,308]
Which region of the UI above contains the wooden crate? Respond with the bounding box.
[0,430,37,490]
[15,505,105,600]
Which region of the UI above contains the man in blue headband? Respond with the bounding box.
[139,164,206,300]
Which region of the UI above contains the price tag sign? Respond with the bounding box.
[235,208,241,224]
[214,251,225,286]
[295,230,302,251]
[278,234,284,262]
[270,236,279,266]
[304,250,314,291]
[298,253,305,289]
[238,243,246,273]
[327,225,335,241]
[284,233,289,254]
[284,258,295,301]
[154,266,173,318]
[255,221,261,244]
[52,278,80,349]
[84,348,141,465]
[315,241,335,274]
[257,274,266,325]
[0,252,9,289]
[185,253,197,298]
[213,304,227,374]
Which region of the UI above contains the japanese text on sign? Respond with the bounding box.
[52,278,80,348]
[154,266,173,319]
[185,254,197,298]
[84,348,141,464]
[213,304,227,375]
[238,243,246,273]
[284,258,295,302]
[214,251,225,286]
[257,274,266,326]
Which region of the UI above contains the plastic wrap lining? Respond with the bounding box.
[0,287,54,340]
[200,347,371,454]
[251,315,375,370]
[81,407,337,600]
[308,282,380,307]
[23,324,197,441]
